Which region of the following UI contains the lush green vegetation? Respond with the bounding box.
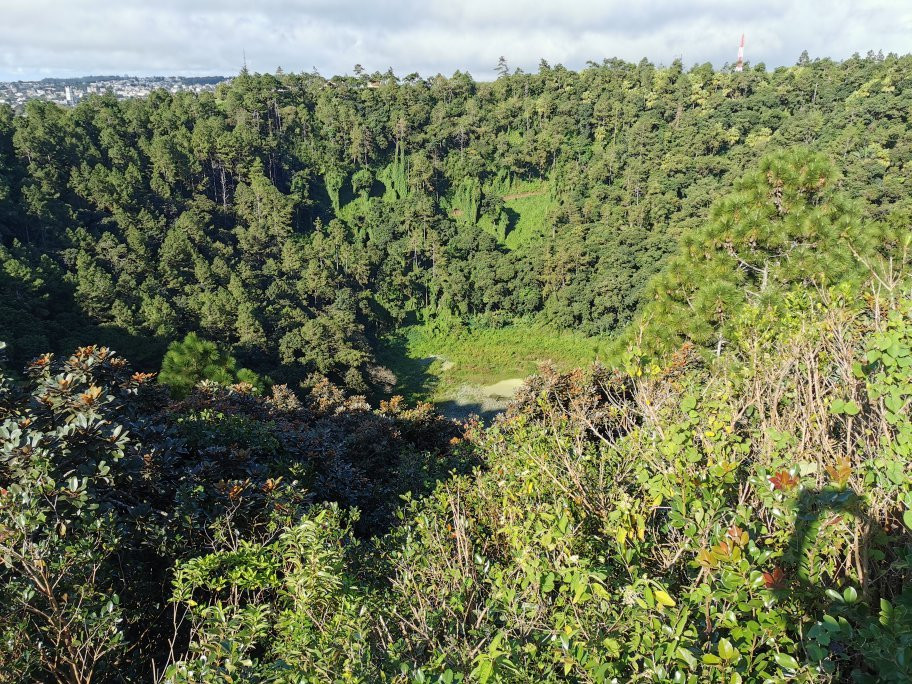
[2,51,912,682]
[159,331,265,397]
[4,281,912,682]
[2,52,912,389]
[380,322,603,398]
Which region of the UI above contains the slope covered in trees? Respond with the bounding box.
[1,53,911,390]
[2,51,912,683]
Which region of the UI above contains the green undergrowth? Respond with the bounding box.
[503,187,555,248]
[168,286,912,682]
[473,179,555,248]
[378,322,605,402]
[6,286,912,682]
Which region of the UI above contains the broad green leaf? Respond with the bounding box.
[774,652,800,670]
[825,588,844,603]
[718,638,737,660]
[654,589,676,607]
[541,572,555,593]
[677,647,698,669]
[903,509,912,530]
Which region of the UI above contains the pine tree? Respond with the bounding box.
[158,332,262,397]
[626,148,864,357]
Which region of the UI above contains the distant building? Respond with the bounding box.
[0,75,228,109]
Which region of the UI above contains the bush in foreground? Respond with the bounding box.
[2,288,911,682]
[163,288,912,682]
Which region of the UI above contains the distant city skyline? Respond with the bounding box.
[0,75,227,109]
[0,74,229,83]
[1,0,910,81]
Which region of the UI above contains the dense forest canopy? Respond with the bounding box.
[1,52,911,389]
[2,50,912,683]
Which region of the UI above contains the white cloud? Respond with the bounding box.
[0,0,909,80]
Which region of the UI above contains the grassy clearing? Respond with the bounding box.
[503,190,554,248]
[471,179,555,248]
[378,323,606,405]
[409,324,604,386]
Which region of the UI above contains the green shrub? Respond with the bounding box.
[164,506,378,682]
[369,290,912,682]
[159,332,264,397]
[160,289,912,683]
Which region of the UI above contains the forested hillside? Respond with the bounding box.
[2,53,911,388]
[2,52,912,683]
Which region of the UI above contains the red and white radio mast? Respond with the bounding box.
[735,34,745,72]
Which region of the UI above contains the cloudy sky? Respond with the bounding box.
[0,0,909,81]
